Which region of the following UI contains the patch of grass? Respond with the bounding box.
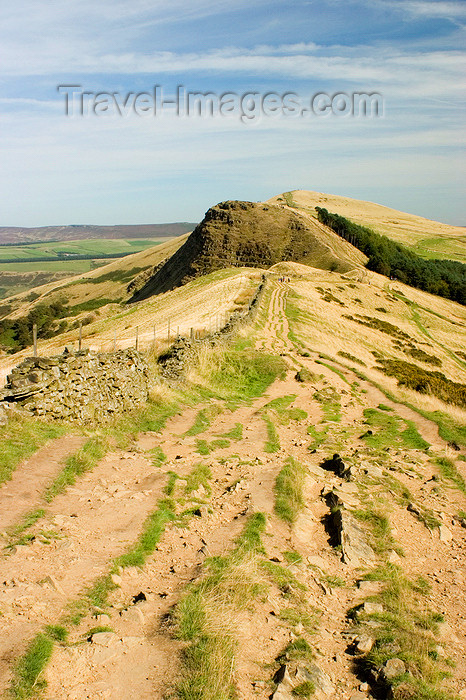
[6,508,45,545]
[378,403,392,411]
[185,463,212,495]
[323,574,346,588]
[358,564,455,700]
[353,509,401,557]
[283,550,303,566]
[44,625,68,643]
[218,423,243,440]
[306,424,329,450]
[274,456,306,524]
[9,632,54,699]
[375,357,466,408]
[116,497,176,568]
[0,418,67,485]
[313,387,341,422]
[185,408,214,436]
[433,456,466,493]
[292,681,316,697]
[165,471,179,496]
[44,436,107,502]
[195,439,210,455]
[337,350,366,366]
[315,359,350,384]
[276,638,314,665]
[174,513,267,700]
[362,408,429,451]
[151,446,166,468]
[263,414,280,453]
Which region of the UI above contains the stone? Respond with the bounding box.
[380,658,406,681]
[294,662,335,697]
[90,632,120,647]
[120,606,145,624]
[349,693,367,700]
[359,682,370,691]
[439,525,452,543]
[111,574,122,586]
[388,550,402,565]
[354,635,374,653]
[332,509,377,568]
[363,601,383,615]
[40,575,65,595]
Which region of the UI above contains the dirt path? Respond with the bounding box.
[0,434,86,532]
[3,278,465,700]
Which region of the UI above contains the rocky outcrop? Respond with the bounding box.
[130,200,362,301]
[0,349,149,422]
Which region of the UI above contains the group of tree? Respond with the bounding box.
[316,207,466,305]
[0,301,68,353]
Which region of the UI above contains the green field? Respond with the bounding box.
[0,238,164,263]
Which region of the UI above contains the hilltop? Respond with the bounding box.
[130,200,366,301]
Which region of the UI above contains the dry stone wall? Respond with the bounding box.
[0,349,149,423]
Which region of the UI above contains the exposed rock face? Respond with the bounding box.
[0,349,149,422]
[130,200,362,301]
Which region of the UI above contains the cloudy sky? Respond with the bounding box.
[0,0,465,226]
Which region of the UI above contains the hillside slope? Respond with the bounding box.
[130,200,366,301]
[269,190,466,263]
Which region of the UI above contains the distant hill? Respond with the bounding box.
[130,200,366,302]
[0,223,197,245]
[270,191,466,263]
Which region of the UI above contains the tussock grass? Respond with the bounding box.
[274,456,306,524]
[173,513,267,700]
[44,436,107,502]
[0,418,66,485]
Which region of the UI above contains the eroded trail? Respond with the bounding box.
[2,279,465,700]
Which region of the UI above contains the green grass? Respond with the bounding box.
[9,633,54,699]
[313,387,341,422]
[0,418,67,485]
[306,424,329,450]
[0,238,164,263]
[174,513,267,700]
[315,358,351,385]
[44,437,107,502]
[263,415,280,453]
[115,497,176,569]
[218,423,243,440]
[209,350,286,405]
[184,464,212,495]
[433,456,466,493]
[185,409,213,436]
[361,408,429,451]
[353,509,401,557]
[274,456,306,524]
[358,564,455,700]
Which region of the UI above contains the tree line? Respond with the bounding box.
[316,207,466,305]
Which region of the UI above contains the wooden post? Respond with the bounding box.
[33,323,38,357]
[135,326,139,351]
[78,321,82,352]
[190,327,194,340]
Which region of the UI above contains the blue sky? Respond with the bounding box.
[0,0,465,226]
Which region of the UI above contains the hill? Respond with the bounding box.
[130,200,366,301]
[0,261,465,699]
[269,190,466,263]
[0,222,196,245]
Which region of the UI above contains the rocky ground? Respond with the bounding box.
[0,279,465,700]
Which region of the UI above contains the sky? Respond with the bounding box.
[0,0,465,226]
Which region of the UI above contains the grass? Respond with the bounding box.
[357,564,455,700]
[174,513,267,700]
[218,423,243,440]
[433,456,466,493]
[44,436,107,502]
[353,509,401,557]
[184,463,212,495]
[361,407,429,451]
[0,418,67,485]
[263,414,280,453]
[9,633,55,699]
[274,456,306,524]
[306,424,329,450]
[313,387,341,422]
[185,408,215,436]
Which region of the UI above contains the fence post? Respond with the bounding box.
[135,326,139,351]
[190,327,194,340]
[33,323,38,357]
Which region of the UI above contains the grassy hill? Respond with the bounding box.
[269,190,466,263]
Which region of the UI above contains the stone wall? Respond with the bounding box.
[0,349,150,423]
